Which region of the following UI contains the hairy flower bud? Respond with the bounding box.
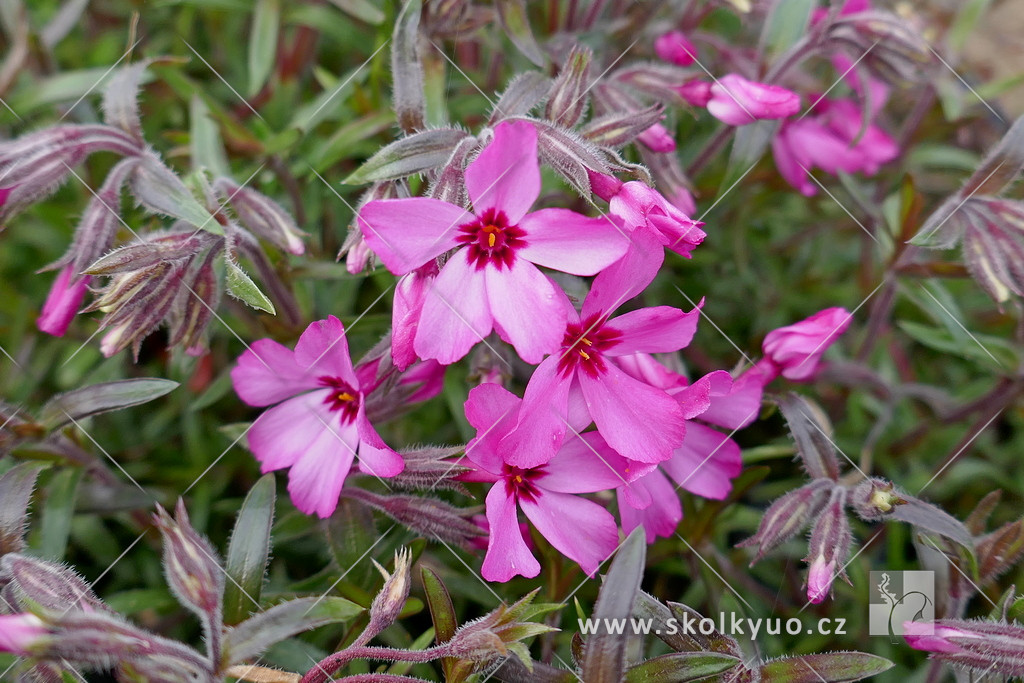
[545,45,592,128]
[737,478,834,563]
[1,554,108,615]
[167,248,221,355]
[446,590,556,672]
[153,500,224,623]
[342,488,484,546]
[367,548,412,637]
[904,619,1024,678]
[804,487,852,604]
[827,10,932,85]
[216,178,306,255]
[849,477,906,521]
[37,266,89,337]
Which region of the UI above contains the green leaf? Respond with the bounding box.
[342,128,469,184]
[327,0,385,24]
[225,259,276,314]
[190,94,231,178]
[496,0,546,67]
[760,0,816,59]
[722,119,776,191]
[898,321,1019,371]
[40,378,179,430]
[0,463,48,555]
[224,596,364,666]
[249,0,281,97]
[581,528,646,683]
[421,566,458,681]
[130,154,222,234]
[31,468,81,560]
[625,652,740,683]
[10,67,151,112]
[223,475,276,625]
[759,652,894,682]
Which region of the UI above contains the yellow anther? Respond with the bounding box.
[514,475,523,484]
[579,350,591,361]
[487,232,496,248]
[581,338,593,346]
[336,392,355,402]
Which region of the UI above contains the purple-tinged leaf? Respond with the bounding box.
[392,0,425,133]
[625,652,740,682]
[101,61,151,141]
[343,128,470,184]
[130,153,221,233]
[777,393,842,480]
[759,652,894,682]
[39,378,179,430]
[0,463,47,555]
[490,71,551,123]
[223,474,276,626]
[224,597,364,665]
[496,0,546,67]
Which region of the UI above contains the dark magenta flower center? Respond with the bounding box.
[556,313,622,378]
[456,208,527,270]
[319,376,361,424]
[502,463,545,503]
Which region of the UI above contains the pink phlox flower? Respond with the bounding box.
[37,265,89,337]
[230,316,404,518]
[637,122,677,153]
[463,383,634,582]
[0,613,47,655]
[707,74,801,126]
[762,307,852,381]
[655,30,698,66]
[358,120,630,365]
[497,232,701,468]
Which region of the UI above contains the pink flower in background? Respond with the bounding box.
[499,233,700,467]
[37,266,89,336]
[358,120,630,365]
[762,307,851,381]
[231,316,403,518]
[707,74,801,126]
[589,172,705,257]
[463,383,629,582]
[0,614,47,655]
[902,622,974,654]
[772,98,898,196]
[637,122,677,152]
[655,30,697,66]
[676,79,712,108]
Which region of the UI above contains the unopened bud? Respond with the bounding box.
[904,619,1024,678]
[37,266,89,337]
[446,590,555,669]
[342,488,484,546]
[827,10,932,85]
[167,248,220,355]
[581,103,667,149]
[1,553,108,615]
[367,548,412,636]
[737,479,833,563]
[804,487,852,604]
[850,477,906,521]
[545,45,592,127]
[655,31,698,66]
[216,179,306,255]
[153,500,224,622]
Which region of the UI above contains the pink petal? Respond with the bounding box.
[700,360,775,430]
[613,352,688,393]
[517,209,630,275]
[415,251,493,364]
[465,121,541,223]
[294,316,358,385]
[521,492,619,576]
[497,357,570,468]
[581,230,665,319]
[674,370,732,418]
[358,197,469,274]
[655,30,697,66]
[579,362,686,463]
[287,420,359,518]
[481,484,540,582]
[708,74,801,126]
[772,126,817,196]
[357,411,404,478]
[37,266,88,337]
[618,471,682,543]
[231,338,316,407]
[466,383,523,472]
[539,432,634,493]
[392,268,434,371]
[661,423,742,500]
[486,259,566,364]
[246,390,334,472]
[605,304,701,356]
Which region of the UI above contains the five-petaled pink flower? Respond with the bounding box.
[707,74,801,126]
[499,232,700,467]
[358,120,630,365]
[231,316,404,518]
[463,383,628,582]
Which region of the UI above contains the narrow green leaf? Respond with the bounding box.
[225,259,276,314]
[760,652,894,682]
[130,154,222,234]
[190,94,231,178]
[581,528,646,683]
[0,463,48,555]
[40,378,179,430]
[421,566,458,681]
[343,127,468,184]
[223,475,276,625]
[224,596,364,665]
[760,0,816,59]
[328,0,385,24]
[496,0,546,67]
[32,468,82,560]
[625,652,740,683]
[248,0,281,97]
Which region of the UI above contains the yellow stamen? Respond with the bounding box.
[487,232,496,248]
[514,475,523,484]
[336,392,355,402]
[579,350,591,361]
[581,338,593,346]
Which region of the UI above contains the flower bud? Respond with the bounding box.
[581,103,667,149]
[904,619,1024,678]
[804,487,852,604]
[707,74,801,126]
[849,477,906,521]
[1,553,108,615]
[367,548,412,637]
[153,500,224,622]
[446,590,556,670]
[827,10,932,85]
[216,178,306,255]
[737,478,834,563]
[37,266,89,337]
[655,30,697,66]
[0,614,48,655]
[545,45,592,128]
[762,307,852,381]
[342,488,484,546]
[167,248,221,356]
[675,79,712,107]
